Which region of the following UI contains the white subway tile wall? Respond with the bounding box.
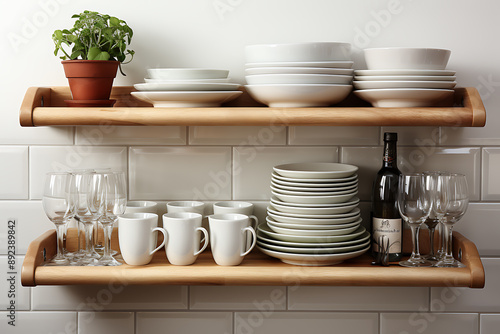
[4,0,500,333]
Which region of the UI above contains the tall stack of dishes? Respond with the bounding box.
[244,42,354,107]
[257,162,370,266]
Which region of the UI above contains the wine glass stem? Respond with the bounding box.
[55,223,66,259]
[84,222,94,255]
[444,223,454,262]
[428,226,436,257]
[102,222,113,259]
[410,224,422,260]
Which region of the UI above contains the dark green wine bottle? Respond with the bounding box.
[371,132,403,262]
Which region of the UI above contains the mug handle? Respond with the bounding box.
[150,227,167,256]
[241,226,257,257]
[248,215,259,229]
[194,227,209,256]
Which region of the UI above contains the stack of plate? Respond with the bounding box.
[244,42,354,107]
[256,162,370,266]
[131,68,242,107]
[353,47,456,107]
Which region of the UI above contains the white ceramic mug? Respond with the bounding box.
[125,201,158,214]
[208,213,257,266]
[162,212,209,265]
[167,201,205,215]
[213,201,258,248]
[118,213,166,265]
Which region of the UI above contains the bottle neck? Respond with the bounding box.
[383,140,398,168]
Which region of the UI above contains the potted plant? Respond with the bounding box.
[52,10,135,107]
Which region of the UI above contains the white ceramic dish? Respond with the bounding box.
[246,61,354,69]
[257,238,370,255]
[267,211,361,225]
[257,244,370,266]
[272,190,357,204]
[353,80,457,90]
[245,74,352,85]
[267,205,360,219]
[270,198,359,215]
[131,91,242,108]
[245,84,352,108]
[144,78,231,83]
[267,221,359,236]
[270,185,356,197]
[354,88,454,108]
[257,224,366,243]
[273,162,358,179]
[271,172,357,183]
[271,180,357,192]
[270,194,360,208]
[257,229,370,248]
[245,42,352,63]
[266,216,361,230]
[147,68,229,80]
[245,67,354,76]
[364,47,451,70]
[354,75,456,81]
[271,177,358,189]
[354,69,456,76]
[134,82,241,91]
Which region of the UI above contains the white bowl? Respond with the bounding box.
[147,68,229,80]
[364,47,451,70]
[246,61,354,69]
[354,75,456,82]
[353,80,457,90]
[354,88,454,108]
[245,42,352,63]
[271,190,358,205]
[274,162,358,179]
[246,67,354,76]
[134,82,241,91]
[354,69,456,76]
[245,74,352,85]
[144,78,232,83]
[131,91,242,108]
[245,84,352,108]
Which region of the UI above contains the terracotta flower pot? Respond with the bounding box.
[62,60,119,104]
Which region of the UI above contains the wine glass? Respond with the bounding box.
[42,172,74,265]
[95,171,127,266]
[435,173,469,268]
[398,173,432,267]
[422,171,450,263]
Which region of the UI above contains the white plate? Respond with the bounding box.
[353,80,457,90]
[354,69,456,76]
[246,61,354,68]
[271,176,358,189]
[267,205,360,219]
[134,82,241,91]
[354,88,454,108]
[257,238,370,255]
[257,229,370,248]
[245,74,352,85]
[354,75,456,81]
[257,244,370,266]
[272,190,357,204]
[245,84,352,108]
[246,67,354,76]
[258,224,366,243]
[274,162,358,179]
[267,211,361,225]
[270,195,360,208]
[144,78,232,83]
[271,180,357,192]
[147,68,229,80]
[267,220,359,236]
[270,198,359,215]
[271,185,356,197]
[266,216,362,230]
[272,172,358,183]
[130,91,242,108]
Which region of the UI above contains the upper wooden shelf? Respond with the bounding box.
[21,228,485,288]
[19,86,486,127]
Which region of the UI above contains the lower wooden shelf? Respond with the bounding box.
[21,228,485,288]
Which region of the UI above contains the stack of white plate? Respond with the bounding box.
[353,47,457,107]
[131,68,242,107]
[257,162,370,266]
[243,42,354,107]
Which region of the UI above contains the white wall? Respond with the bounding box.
[1,0,500,333]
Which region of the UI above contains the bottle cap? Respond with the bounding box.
[384,132,398,141]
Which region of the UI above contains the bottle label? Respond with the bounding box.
[372,217,402,253]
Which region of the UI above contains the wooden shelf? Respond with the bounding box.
[21,228,485,288]
[19,86,486,127]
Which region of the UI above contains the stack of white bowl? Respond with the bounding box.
[131,68,242,107]
[256,162,370,266]
[244,42,354,107]
[354,47,457,107]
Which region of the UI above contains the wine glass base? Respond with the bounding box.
[45,256,70,266]
[434,259,466,268]
[422,254,440,263]
[399,259,433,267]
[96,257,123,266]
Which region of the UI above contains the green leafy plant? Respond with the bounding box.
[52,10,135,75]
